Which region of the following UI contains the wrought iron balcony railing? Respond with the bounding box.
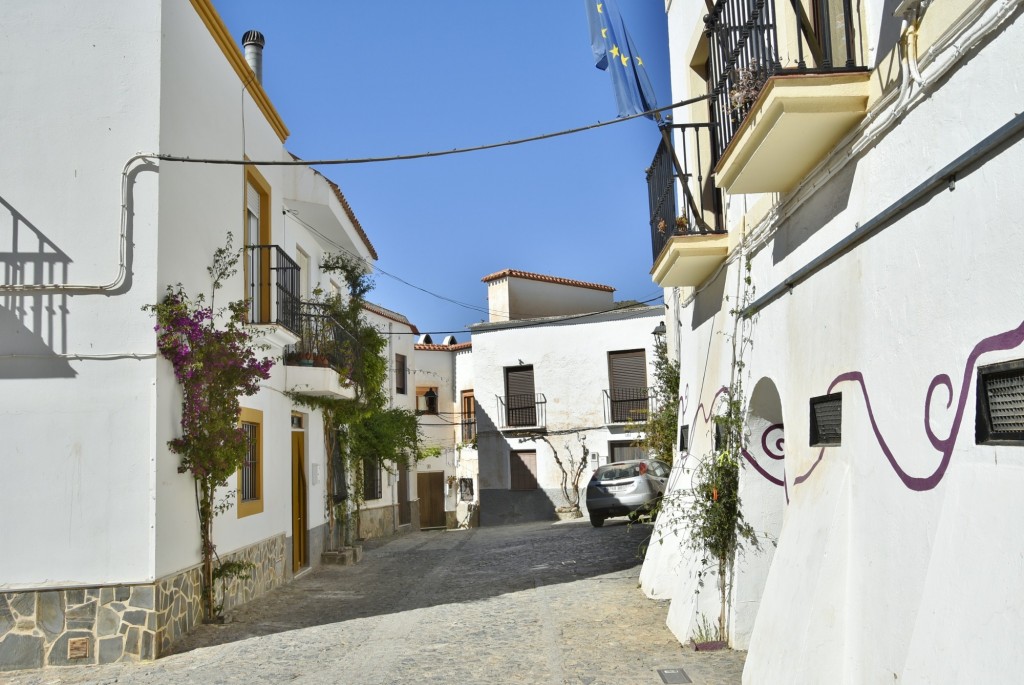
[705,0,864,159]
[285,301,358,375]
[648,125,725,263]
[603,387,655,424]
[497,393,547,430]
[245,245,300,333]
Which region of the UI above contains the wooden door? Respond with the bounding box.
[417,472,446,529]
[291,432,308,572]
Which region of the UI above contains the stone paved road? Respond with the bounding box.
[5,519,745,685]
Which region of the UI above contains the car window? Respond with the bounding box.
[594,463,641,480]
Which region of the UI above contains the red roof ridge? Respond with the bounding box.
[480,269,615,293]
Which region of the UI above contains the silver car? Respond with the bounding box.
[585,459,670,527]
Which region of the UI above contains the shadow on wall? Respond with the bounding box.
[0,160,151,379]
[772,156,858,265]
[0,194,74,378]
[474,400,558,526]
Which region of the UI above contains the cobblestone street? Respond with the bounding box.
[6,520,745,685]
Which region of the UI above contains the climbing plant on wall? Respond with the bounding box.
[144,234,273,623]
[286,253,423,547]
[685,255,759,643]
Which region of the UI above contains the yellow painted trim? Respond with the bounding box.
[244,165,273,322]
[188,0,289,142]
[238,407,264,518]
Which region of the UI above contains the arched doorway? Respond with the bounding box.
[731,377,786,649]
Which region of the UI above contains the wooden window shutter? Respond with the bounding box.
[505,366,536,426]
[510,451,538,490]
[608,350,648,422]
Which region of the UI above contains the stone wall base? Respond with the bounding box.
[0,533,286,673]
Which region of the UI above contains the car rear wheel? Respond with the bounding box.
[589,513,605,528]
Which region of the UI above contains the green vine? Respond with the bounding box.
[666,255,760,643]
[633,334,681,466]
[286,253,424,548]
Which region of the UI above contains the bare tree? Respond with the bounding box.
[523,432,590,516]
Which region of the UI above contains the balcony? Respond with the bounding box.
[284,301,358,399]
[705,0,869,194]
[603,387,653,425]
[497,393,547,431]
[648,127,730,288]
[245,245,301,346]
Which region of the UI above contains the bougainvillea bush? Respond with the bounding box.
[146,275,273,621]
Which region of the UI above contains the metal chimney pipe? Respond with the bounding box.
[241,30,265,84]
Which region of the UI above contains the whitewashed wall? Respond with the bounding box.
[645,1,1024,682]
[471,307,661,518]
[0,1,163,588]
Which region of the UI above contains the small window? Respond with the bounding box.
[395,354,407,395]
[976,359,1024,445]
[363,456,382,500]
[510,450,538,490]
[238,407,264,517]
[459,477,474,502]
[679,424,690,452]
[416,387,439,415]
[810,393,843,446]
[461,390,476,442]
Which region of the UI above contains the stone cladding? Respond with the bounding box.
[0,533,285,672]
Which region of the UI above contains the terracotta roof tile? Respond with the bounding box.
[480,269,615,293]
[414,341,473,352]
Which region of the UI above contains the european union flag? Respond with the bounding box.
[585,0,659,119]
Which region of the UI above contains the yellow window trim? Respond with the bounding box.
[188,0,289,142]
[238,407,264,518]
[244,165,273,322]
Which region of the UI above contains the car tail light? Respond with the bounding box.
[638,462,648,475]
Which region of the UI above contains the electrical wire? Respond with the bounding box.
[151,96,711,167]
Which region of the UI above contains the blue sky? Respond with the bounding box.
[214,1,671,338]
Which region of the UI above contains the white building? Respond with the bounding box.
[637,0,1024,682]
[0,0,391,670]
[469,270,663,525]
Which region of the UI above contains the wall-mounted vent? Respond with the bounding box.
[976,359,1024,445]
[810,393,842,446]
[67,637,90,660]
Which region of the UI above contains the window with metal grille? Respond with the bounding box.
[395,354,407,395]
[505,366,537,427]
[241,421,260,501]
[810,393,843,446]
[459,477,474,502]
[363,456,382,500]
[461,390,476,442]
[976,359,1024,445]
[510,450,538,490]
[238,407,264,517]
[608,350,649,423]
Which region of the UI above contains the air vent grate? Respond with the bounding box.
[977,359,1024,445]
[810,393,842,446]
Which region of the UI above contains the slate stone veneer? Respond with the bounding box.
[0,533,285,672]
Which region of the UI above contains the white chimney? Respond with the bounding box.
[241,30,265,84]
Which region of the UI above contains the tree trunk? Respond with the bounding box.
[718,556,728,641]
[199,479,216,622]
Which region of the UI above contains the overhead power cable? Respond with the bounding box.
[153,96,711,167]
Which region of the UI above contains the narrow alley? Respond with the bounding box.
[6,521,745,685]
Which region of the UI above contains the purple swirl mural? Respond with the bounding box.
[791,320,1024,491]
[684,319,1024,496]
